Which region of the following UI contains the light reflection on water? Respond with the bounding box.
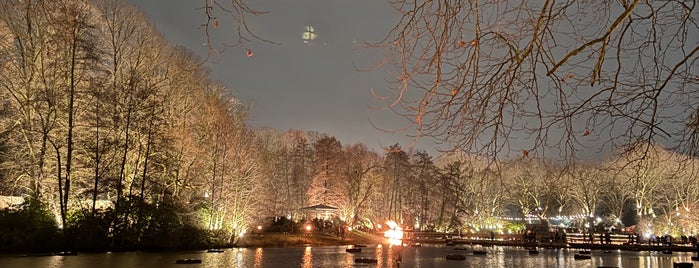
[0,245,695,268]
[301,246,312,268]
[254,247,263,268]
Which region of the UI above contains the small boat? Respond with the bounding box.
[56,251,78,256]
[345,248,362,253]
[410,243,422,247]
[528,249,539,254]
[207,249,224,253]
[691,256,699,261]
[352,244,367,248]
[453,247,469,251]
[672,262,694,268]
[446,241,455,246]
[574,254,592,260]
[472,250,487,255]
[603,250,613,254]
[446,254,466,260]
[176,259,202,264]
[662,250,673,255]
[355,257,378,264]
[578,250,591,254]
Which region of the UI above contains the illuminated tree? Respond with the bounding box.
[502,158,560,220]
[568,163,604,218]
[611,143,684,224]
[343,144,381,225]
[307,136,347,209]
[382,144,411,223]
[407,151,437,230]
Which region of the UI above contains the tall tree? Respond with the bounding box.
[307,136,346,209]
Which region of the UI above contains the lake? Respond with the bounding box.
[0,244,696,268]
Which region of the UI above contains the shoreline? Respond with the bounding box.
[4,233,698,256]
[406,238,699,253]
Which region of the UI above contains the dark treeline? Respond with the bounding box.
[1,0,698,254]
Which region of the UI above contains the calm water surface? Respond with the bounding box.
[0,244,695,268]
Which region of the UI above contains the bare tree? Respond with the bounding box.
[343,143,381,225]
[196,0,277,62]
[372,0,697,159]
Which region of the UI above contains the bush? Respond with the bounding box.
[64,208,113,251]
[0,197,60,253]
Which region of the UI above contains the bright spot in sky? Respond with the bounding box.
[302,26,317,43]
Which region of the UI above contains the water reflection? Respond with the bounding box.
[1,245,696,268]
[301,246,312,268]
[253,247,263,268]
[375,243,384,267]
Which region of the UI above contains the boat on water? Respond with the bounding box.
[573,254,591,260]
[472,250,487,255]
[345,248,362,253]
[446,254,466,260]
[528,249,539,254]
[207,249,224,253]
[352,244,367,248]
[176,259,202,264]
[355,257,378,264]
[672,262,693,268]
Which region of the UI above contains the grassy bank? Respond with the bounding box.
[236,231,386,248]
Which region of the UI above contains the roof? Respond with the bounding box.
[300,204,338,211]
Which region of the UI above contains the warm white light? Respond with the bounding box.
[302,26,318,43]
[305,225,312,232]
[383,220,403,246]
[257,225,262,230]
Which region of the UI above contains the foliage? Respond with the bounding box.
[0,197,60,253]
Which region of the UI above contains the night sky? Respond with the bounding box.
[127,0,434,153]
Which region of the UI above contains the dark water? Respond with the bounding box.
[0,245,695,268]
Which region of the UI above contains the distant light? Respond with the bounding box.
[302,26,318,43]
[257,225,262,231]
[347,226,353,231]
[305,225,312,232]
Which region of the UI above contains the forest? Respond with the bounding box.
[1,0,698,253]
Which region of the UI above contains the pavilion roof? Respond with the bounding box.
[300,204,338,211]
